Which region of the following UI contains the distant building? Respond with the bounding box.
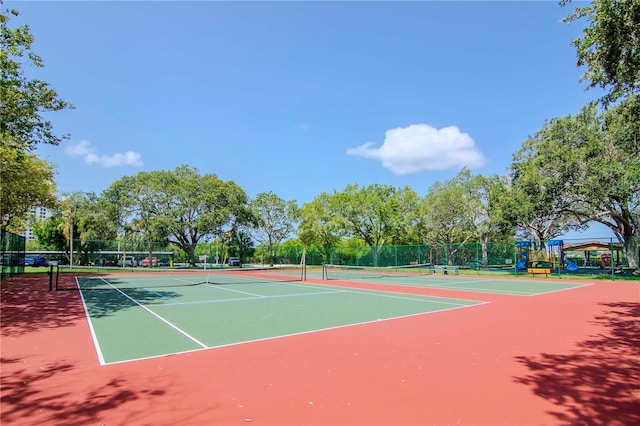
[20,207,54,241]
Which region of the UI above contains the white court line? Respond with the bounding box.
[342,289,481,306]
[94,277,208,350]
[306,280,489,304]
[203,283,266,297]
[401,279,544,296]
[102,298,488,366]
[75,277,106,365]
[118,278,182,304]
[251,278,485,306]
[152,290,346,307]
[421,278,493,286]
[325,275,584,297]
[525,282,594,297]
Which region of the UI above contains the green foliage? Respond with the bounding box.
[509,113,590,243]
[31,215,65,250]
[564,0,640,104]
[102,165,250,265]
[224,228,254,263]
[298,192,344,259]
[0,147,56,231]
[29,193,116,263]
[332,184,421,248]
[0,5,72,231]
[330,238,368,265]
[511,97,639,268]
[249,192,299,265]
[0,6,73,151]
[419,169,511,266]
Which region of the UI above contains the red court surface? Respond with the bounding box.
[1,273,638,425]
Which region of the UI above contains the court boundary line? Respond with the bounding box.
[90,277,209,364]
[79,276,488,365]
[203,283,268,297]
[318,274,589,296]
[302,280,490,304]
[523,281,594,296]
[341,288,481,306]
[75,277,106,365]
[102,299,489,366]
[151,289,346,307]
[149,285,482,308]
[256,280,489,305]
[121,277,182,303]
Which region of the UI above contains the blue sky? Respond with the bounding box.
[14,1,613,238]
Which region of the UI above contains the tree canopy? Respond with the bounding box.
[0,5,72,231]
[0,6,73,151]
[102,165,251,265]
[564,0,640,104]
[249,192,299,265]
[0,147,56,231]
[510,98,639,268]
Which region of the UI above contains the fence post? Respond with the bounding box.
[610,238,615,281]
[48,264,53,291]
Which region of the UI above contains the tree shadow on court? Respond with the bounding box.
[1,274,87,337]
[514,302,640,425]
[0,357,166,425]
[1,274,185,337]
[79,285,184,318]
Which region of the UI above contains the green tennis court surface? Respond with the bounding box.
[77,275,484,365]
[315,265,589,295]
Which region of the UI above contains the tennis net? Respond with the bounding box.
[55,264,305,291]
[322,263,432,281]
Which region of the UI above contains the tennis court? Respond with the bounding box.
[317,264,589,295]
[3,268,638,425]
[75,270,485,364]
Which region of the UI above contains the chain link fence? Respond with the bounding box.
[1,230,26,280]
[317,237,639,278]
[22,236,639,278]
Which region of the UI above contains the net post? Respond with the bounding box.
[48,261,59,291]
[48,264,53,291]
[300,246,307,281]
[55,265,60,290]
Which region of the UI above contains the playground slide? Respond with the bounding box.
[516,260,528,271]
[564,259,579,272]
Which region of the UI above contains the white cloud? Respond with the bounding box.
[65,140,143,168]
[347,124,487,174]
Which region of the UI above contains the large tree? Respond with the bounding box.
[569,97,640,269]
[563,0,640,105]
[298,192,345,262]
[0,147,56,231]
[511,99,639,269]
[249,192,299,266]
[330,184,421,265]
[509,124,587,247]
[418,170,507,266]
[32,192,115,264]
[0,5,72,231]
[102,165,250,265]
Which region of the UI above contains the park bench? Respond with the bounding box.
[527,267,551,277]
[527,261,552,277]
[431,265,460,275]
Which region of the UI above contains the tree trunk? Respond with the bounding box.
[481,239,489,268]
[623,236,639,270]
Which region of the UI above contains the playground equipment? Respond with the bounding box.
[429,246,440,265]
[515,241,530,271]
[548,240,579,272]
[600,253,612,269]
